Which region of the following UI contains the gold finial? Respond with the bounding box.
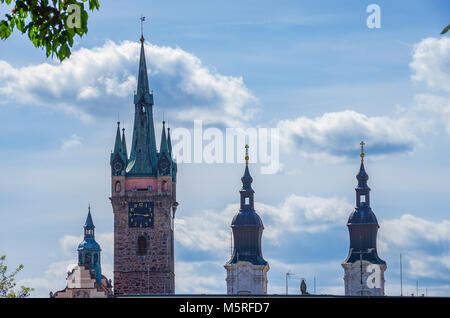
[360,141,365,162]
[245,144,249,166]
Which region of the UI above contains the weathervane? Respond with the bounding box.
[360,141,365,163]
[140,15,146,43]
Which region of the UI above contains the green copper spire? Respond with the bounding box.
[127,33,158,176]
[121,127,128,162]
[136,36,150,100]
[110,122,126,176]
[113,122,122,155]
[160,121,169,155]
[167,126,172,156]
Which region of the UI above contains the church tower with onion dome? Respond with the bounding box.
[224,145,269,295]
[342,142,386,296]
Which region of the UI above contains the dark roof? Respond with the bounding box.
[226,253,268,266]
[231,211,264,227]
[343,248,386,265]
[84,210,95,228]
[347,207,379,225]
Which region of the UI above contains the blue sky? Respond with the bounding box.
[1,0,450,297]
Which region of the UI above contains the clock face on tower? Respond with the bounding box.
[128,202,154,228]
[112,156,124,176]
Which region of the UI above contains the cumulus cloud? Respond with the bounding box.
[175,194,352,253]
[379,214,450,249]
[278,110,417,161]
[410,37,450,93]
[414,93,450,134]
[379,214,450,282]
[275,36,450,162]
[0,40,256,126]
[175,261,225,294]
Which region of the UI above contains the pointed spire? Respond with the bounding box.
[136,19,150,101]
[85,204,94,229]
[113,122,122,154]
[357,141,369,189]
[360,141,365,163]
[128,22,158,176]
[167,126,172,156]
[121,127,128,161]
[160,121,169,154]
[241,144,253,191]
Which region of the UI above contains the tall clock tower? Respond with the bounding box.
[110,32,178,295]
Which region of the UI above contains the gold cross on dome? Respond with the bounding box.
[245,144,249,166]
[360,141,365,162]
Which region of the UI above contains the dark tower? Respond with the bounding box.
[225,145,269,295]
[342,142,386,296]
[110,22,178,295]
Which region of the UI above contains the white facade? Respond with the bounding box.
[51,265,111,298]
[225,261,269,295]
[342,261,386,296]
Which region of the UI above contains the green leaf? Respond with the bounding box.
[441,24,450,35]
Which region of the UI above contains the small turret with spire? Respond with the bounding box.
[342,141,386,296]
[225,145,269,295]
[110,122,126,176]
[78,205,102,286]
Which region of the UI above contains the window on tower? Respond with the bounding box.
[115,181,121,193]
[137,236,147,256]
[360,195,366,203]
[245,197,249,205]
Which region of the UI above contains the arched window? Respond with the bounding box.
[94,253,99,266]
[137,236,147,256]
[162,180,168,192]
[115,181,121,193]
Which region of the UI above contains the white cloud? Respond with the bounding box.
[59,234,82,257]
[175,261,225,294]
[410,37,450,93]
[275,37,450,162]
[414,93,450,134]
[278,110,417,161]
[175,208,232,256]
[258,195,352,242]
[379,214,450,248]
[0,40,256,126]
[175,194,352,253]
[379,214,450,282]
